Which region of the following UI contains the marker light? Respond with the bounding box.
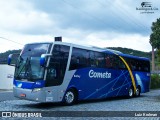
[32,88,41,92]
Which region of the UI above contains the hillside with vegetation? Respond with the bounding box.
[0,49,21,64]
[107,47,152,59]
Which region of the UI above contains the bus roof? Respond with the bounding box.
[25,42,53,45]
[118,52,150,61]
[54,41,150,61]
[26,41,150,61]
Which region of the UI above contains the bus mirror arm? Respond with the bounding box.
[40,54,52,67]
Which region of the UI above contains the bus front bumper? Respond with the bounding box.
[13,87,48,102]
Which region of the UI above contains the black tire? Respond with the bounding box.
[128,87,134,98]
[64,89,77,105]
[135,86,141,97]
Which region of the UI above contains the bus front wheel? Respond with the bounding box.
[64,89,77,105]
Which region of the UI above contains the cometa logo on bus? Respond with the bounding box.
[89,70,111,79]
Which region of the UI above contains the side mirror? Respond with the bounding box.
[8,53,20,66]
[8,54,13,65]
[40,54,52,67]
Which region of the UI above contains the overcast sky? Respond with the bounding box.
[0,0,159,53]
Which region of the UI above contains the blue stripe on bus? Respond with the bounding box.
[13,79,45,89]
[67,68,150,100]
[116,73,130,96]
[84,70,129,99]
[99,78,131,98]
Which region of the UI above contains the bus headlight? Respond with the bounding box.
[32,88,41,92]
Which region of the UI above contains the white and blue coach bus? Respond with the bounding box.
[8,39,150,105]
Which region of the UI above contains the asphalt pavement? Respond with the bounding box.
[0,90,17,101]
[0,89,160,120]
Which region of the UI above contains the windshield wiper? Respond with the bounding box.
[15,56,24,68]
[24,58,32,80]
[15,57,30,79]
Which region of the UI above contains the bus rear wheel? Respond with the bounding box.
[135,86,141,97]
[64,89,77,105]
[128,87,134,98]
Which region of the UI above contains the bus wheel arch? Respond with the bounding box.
[64,88,78,105]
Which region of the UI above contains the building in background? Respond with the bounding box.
[0,64,14,90]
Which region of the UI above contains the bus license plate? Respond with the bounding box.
[20,94,26,97]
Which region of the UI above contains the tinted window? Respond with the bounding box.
[45,45,70,87]
[69,48,106,70]
[141,60,150,72]
[21,43,51,57]
[118,57,126,69]
[105,54,120,69]
[69,48,89,70]
[105,54,113,68]
[126,58,150,72]
[89,51,96,67]
[95,52,105,68]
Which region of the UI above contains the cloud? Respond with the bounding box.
[0,0,159,52]
[0,0,54,34]
[30,0,160,36]
[0,0,159,35]
[0,31,151,53]
[63,31,151,52]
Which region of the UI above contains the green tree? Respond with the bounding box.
[150,18,160,71]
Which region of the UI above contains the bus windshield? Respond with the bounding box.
[14,43,52,81]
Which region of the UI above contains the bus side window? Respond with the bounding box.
[46,45,70,87]
[69,48,89,70]
[105,54,118,69]
[112,56,119,69]
[136,60,142,71]
[142,61,150,72]
[105,54,112,68]
[89,51,96,67]
[130,60,136,71]
[48,68,57,78]
[118,58,126,69]
[94,52,105,68]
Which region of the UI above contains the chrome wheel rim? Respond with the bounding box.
[129,88,133,97]
[65,91,74,104]
[136,88,140,96]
